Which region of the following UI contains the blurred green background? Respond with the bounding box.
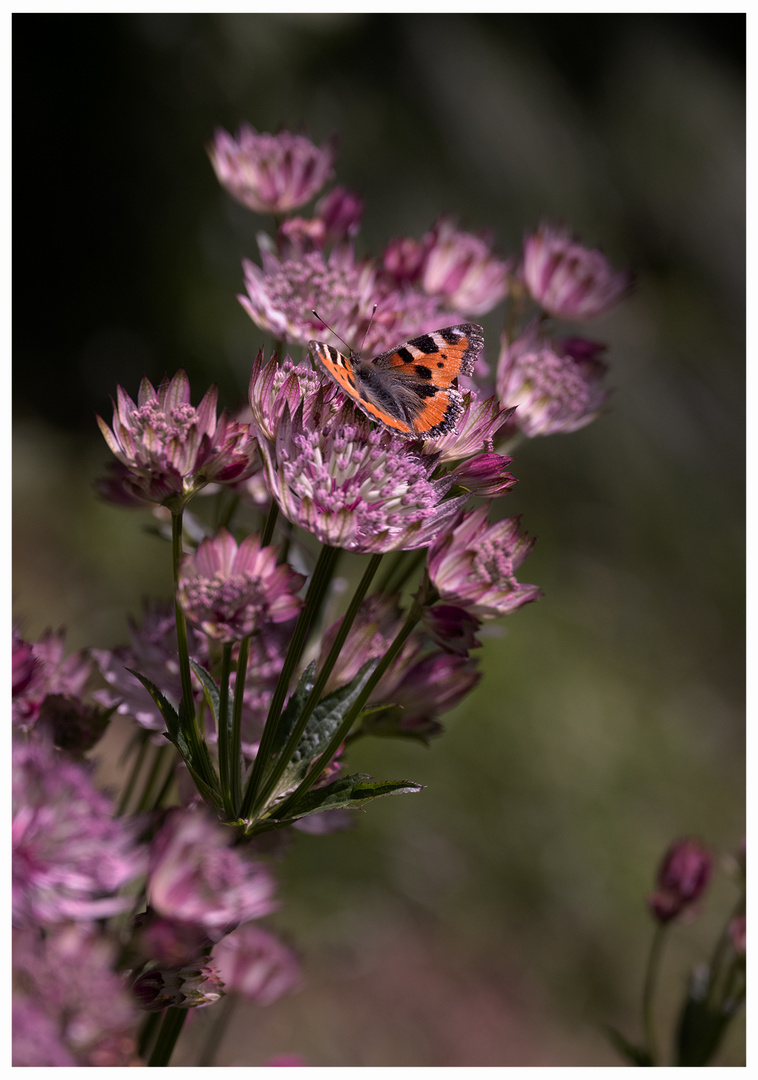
[13,13,744,1066]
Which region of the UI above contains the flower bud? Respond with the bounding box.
[647,838,712,924]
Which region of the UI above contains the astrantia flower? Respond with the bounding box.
[366,651,481,742]
[209,124,335,215]
[13,924,139,1066]
[177,528,305,642]
[12,628,94,733]
[422,605,482,657]
[647,838,712,924]
[450,452,517,498]
[213,924,301,1004]
[424,391,515,463]
[421,218,512,315]
[318,595,418,695]
[133,964,224,1011]
[258,400,469,552]
[522,223,631,320]
[315,184,364,244]
[496,323,611,437]
[427,506,541,619]
[248,349,340,445]
[97,370,258,509]
[12,739,145,925]
[148,808,276,929]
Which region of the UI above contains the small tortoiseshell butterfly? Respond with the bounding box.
[308,321,485,441]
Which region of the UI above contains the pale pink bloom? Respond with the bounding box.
[647,838,712,924]
[497,322,611,437]
[209,124,335,214]
[424,390,514,463]
[523,223,631,320]
[177,528,305,642]
[12,627,94,733]
[148,808,277,930]
[421,218,512,315]
[12,923,139,1066]
[450,452,517,498]
[213,924,301,1004]
[315,184,364,243]
[427,506,541,619]
[97,369,258,509]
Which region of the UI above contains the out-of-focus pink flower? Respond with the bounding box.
[97,370,258,509]
[427,506,541,620]
[257,400,469,552]
[382,234,433,286]
[132,964,224,1011]
[148,808,277,930]
[12,923,139,1066]
[371,651,481,742]
[209,124,335,215]
[213,924,301,1004]
[496,322,611,438]
[522,223,631,320]
[177,528,304,643]
[318,595,417,695]
[315,185,364,243]
[730,913,746,957]
[12,628,94,733]
[647,838,712,924]
[12,738,145,925]
[421,218,512,315]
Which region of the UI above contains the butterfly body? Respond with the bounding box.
[309,323,484,440]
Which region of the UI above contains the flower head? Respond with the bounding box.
[497,322,611,437]
[12,738,146,925]
[97,370,258,509]
[13,924,139,1066]
[427,506,541,619]
[421,218,512,315]
[213,924,301,1004]
[315,184,364,243]
[424,391,515,463]
[177,528,305,642]
[522,223,631,320]
[209,124,335,214]
[12,628,95,733]
[257,397,469,552]
[148,808,277,929]
[647,838,712,924]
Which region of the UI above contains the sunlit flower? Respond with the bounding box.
[427,506,541,619]
[209,124,335,215]
[97,370,258,509]
[177,528,304,643]
[647,838,712,924]
[12,738,145,925]
[13,923,139,1066]
[213,924,301,1004]
[248,349,339,445]
[258,400,469,552]
[496,322,611,437]
[421,218,512,315]
[522,223,631,320]
[148,808,276,930]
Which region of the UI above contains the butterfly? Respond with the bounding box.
[308,322,485,441]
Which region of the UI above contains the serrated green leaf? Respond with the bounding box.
[269,659,379,799]
[127,668,180,738]
[603,1025,653,1066]
[268,772,424,823]
[271,660,317,757]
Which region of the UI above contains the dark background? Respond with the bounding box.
[13,13,745,1066]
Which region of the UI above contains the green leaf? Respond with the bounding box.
[189,659,221,724]
[268,772,424,823]
[603,1025,653,1066]
[271,660,317,757]
[268,659,379,800]
[127,668,180,738]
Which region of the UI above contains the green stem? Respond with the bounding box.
[274,592,424,819]
[150,753,177,812]
[261,500,279,548]
[253,552,383,814]
[171,510,207,775]
[148,1007,188,1067]
[240,543,340,820]
[231,636,250,815]
[375,550,406,593]
[642,922,668,1066]
[116,731,151,816]
[135,744,171,814]
[218,643,233,816]
[384,548,426,595]
[706,893,745,1005]
[138,1011,162,1062]
[197,993,238,1067]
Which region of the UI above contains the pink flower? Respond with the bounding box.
[421,218,512,315]
[647,838,712,924]
[369,651,481,742]
[12,738,146,925]
[148,808,277,930]
[209,124,335,215]
[97,370,258,509]
[424,391,515,463]
[496,322,611,437]
[522,223,631,320]
[315,184,364,243]
[257,399,469,553]
[177,528,305,643]
[730,913,746,957]
[12,628,94,733]
[427,506,541,619]
[213,924,301,1004]
[450,452,517,498]
[422,605,482,656]
[132,964,224,1011]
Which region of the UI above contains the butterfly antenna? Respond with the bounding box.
[312,310,352,352]
[359,304,378,353]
